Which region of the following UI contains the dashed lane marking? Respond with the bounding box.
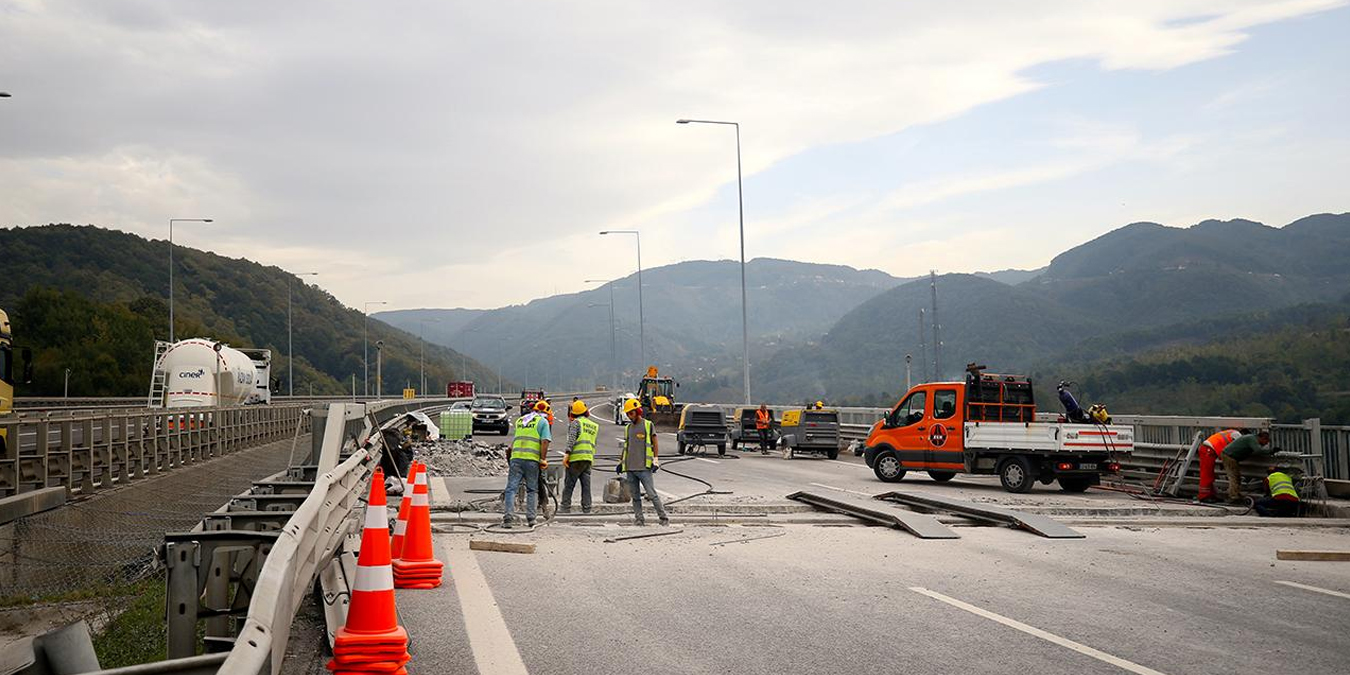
[443,541,530,675]
[910,587,1168,675]
[694,457,721,464]
[808,482,875,497]
[1275,580,1350,600]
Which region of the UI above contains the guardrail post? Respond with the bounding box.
[1304,418,1325,477]
[166,540,202,658]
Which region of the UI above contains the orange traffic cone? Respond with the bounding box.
[328,468,411,674]
[392,464,444,589]
[390,462,421,560]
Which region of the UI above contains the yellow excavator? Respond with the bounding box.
[637,366,682,429]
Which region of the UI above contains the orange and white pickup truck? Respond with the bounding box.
[862,369,1133,493]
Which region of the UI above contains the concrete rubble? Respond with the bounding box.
[415,438,510,478]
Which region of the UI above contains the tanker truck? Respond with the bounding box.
[148,339,273,408]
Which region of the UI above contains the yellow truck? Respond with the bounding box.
[0,308,35,454]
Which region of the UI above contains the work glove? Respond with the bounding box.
[540,460,549,470]
[651,461,660,472]
[615,464,623,475]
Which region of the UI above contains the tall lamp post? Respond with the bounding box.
[418,318,441,396]
[585,278,619,391]
[599,230,644,372]
[363,301,387,397]
[168,218,213,342]
[374,340,384,400]
[677,118,750,404]
[287,272,319,396]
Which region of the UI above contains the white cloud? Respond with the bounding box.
[0,0,1344,309]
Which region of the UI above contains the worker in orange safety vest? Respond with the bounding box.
[1197,429,1241,502]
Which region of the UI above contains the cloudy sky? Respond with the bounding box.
[2,0,1347,310]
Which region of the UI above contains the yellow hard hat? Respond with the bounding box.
[570,400,588,416]
[534,400,551,413]
[815,401,824,408]
[622,398,642,415]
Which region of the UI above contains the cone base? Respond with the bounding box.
[333,624,408,649]
[330,648,411,662]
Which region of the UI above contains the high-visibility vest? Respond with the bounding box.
[511,414,544,462]
[1267,472,1299,501]
[755,409,770,430]
[621,419,655,469]
[569,417,599,462]
[1203,430,1241,453]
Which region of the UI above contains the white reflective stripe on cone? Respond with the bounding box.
[393,519,407,536]
[416,470,429,486]
[352,564,395,593]
[364,505,390,531]
[412,491,429,507]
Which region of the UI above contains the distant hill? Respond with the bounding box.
[974,267,1045,285]
[0,224,502,397]
[751,213,1350,413]
[376,258,905,393]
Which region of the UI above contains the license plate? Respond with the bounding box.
[1079,463,1098,471]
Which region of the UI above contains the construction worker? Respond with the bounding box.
[1255,467,1301,517]
[755,404,773,455]
[1219,429,1276,503]
[616,399,669,526]
[1197,429,1242,502]
[502,400,551,528]
[561,399,599,514]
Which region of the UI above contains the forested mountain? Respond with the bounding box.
[750,213,1350,419]
[1,224,501,397]
[376,258,906,394]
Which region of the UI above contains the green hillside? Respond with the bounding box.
[1032,306,1350,422]
[1,224,503,397]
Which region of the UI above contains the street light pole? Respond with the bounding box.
[288,272,319,397]
[677,118,750,404]
[586,279,619,392]
[168,218,213,342]
[599,230,644,371]
[363,301,387,398]
[375,340,384,400]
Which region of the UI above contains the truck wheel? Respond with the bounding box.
[827,448,839,460]
[1059,476,1093,493]
[677,442,687,455]
[717,444,726,457]
[998,457,1036,493]
[928,471,956,483]
[873,453,906,483]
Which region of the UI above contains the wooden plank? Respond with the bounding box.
[875,491,1084,539]
[470,539,537,554]
[786,491,959,539]
[1276,550,1350,562]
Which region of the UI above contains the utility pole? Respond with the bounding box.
[363,301,386,398]
[930,271,941,380]
[904,354,912,392]
[918,308,929,383]
[63,368,71,398]
[375,340,384,400]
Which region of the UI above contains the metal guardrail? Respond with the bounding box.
[0,404,311,509]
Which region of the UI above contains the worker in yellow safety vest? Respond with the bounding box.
[561,399,599,514]
[617,399,669,526]
[1254,468,1301,517]
[502,400,552,528]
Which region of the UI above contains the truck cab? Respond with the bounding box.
[863,369,1131,493]
[0,309,34,455]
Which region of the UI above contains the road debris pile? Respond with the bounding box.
[415,438,509,477]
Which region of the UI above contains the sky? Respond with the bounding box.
[1,0,1347,310]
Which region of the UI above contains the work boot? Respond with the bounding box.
[559,505,572,514]
[582,507,593,514]
[1197,495,1219,504]
[634,517,646,526]
[527,518,537,527]
[762,449,769,455]
[501,516,514,529]
[659,517,670,526]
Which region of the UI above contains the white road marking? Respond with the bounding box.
[444,542,530,675]
[809,482,874,497]
[694,457,721,464]
[1275,580,1350,600]
[910,587,1168,675]
[656,489,680,500]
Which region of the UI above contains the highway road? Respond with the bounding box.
[384,407,1350,675]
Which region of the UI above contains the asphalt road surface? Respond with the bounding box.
[382,408,1350,675]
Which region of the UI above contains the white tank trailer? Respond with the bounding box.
[154,339,273,408]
